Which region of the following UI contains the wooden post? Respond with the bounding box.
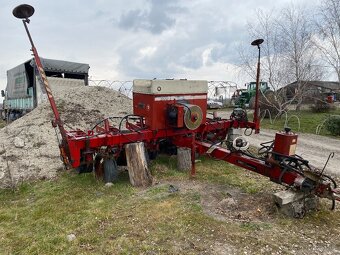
[177,147,192,172]
[125,142,153,187]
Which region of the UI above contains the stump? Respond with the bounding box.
[177,147,192,171]
[125,142,153,187]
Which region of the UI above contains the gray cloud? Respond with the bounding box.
[117,0,184,34]
[114,2,251,79]
[0,0,321,98]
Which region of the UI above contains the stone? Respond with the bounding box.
[273,190,318,218]
[66,233,76,242]
[0,171,5,180]
[273,190,305,206]
[14,137,25,148]
[218,197,237,210]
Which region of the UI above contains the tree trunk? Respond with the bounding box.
[177,147,192,172]
[125,142,153,187]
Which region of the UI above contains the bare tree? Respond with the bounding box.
[240,10,283,91]
[238,10,289,117]
[277,6,321,81]
[239,4,324,114]
[277,5,324,110]
[315,0,340,83]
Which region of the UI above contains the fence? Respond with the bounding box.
[89,80,133,98]
[89,80,239,104]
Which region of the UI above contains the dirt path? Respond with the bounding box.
[247,129,340,177]
[214,110,340,177]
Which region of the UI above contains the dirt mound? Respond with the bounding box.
[0,85,132,188]
[154,181,278,222]
[201,186,277,222]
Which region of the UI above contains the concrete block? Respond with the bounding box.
[273,190,319,218]
[273,190,305,207]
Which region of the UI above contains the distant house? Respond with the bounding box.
[281,81,340,103]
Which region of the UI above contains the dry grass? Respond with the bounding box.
[0,156,339,254]
[0,119,6,129]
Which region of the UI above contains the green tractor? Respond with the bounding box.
[232,81,274,109]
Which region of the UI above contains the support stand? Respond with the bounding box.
[125,142,153,187]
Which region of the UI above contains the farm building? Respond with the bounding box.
[281,80,340,103]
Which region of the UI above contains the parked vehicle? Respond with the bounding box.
[207,99,223,109]
[1,58,89,120]
[232,81,272,108]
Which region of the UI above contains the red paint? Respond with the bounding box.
[17,10,338,205]
[133,92,207,130]
[273,131,298,156]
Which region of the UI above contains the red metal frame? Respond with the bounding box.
[133,92,207,130]
[17,13,339,206]
[65,117,257,167]
[22,20,65,136]
[61,116,340,202]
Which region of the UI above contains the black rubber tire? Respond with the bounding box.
[249,96,255,109]
[148,150,158,160]
[77,163,93,174]
[104,158,118,183]
[77,152,94,174]
[234,97,240,106]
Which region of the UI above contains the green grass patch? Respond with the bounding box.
[151,155,271,194]
[240,222,272,231]
[0,119,6,129]
[195,156,271,194]
[260,109,340,136]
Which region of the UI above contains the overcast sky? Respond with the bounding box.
[0,0,318,97]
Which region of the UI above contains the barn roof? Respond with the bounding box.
[29,58,90,74]
[285,81,340,91]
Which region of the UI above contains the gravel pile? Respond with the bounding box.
[0,83,132,188]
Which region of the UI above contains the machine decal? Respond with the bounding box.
[155,95,207,101]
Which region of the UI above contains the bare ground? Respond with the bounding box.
[169,180,278,222]
[145,179,340,255]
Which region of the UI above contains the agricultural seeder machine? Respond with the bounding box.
[13,4,340,211]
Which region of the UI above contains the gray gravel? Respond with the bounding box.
[214,109,340,177]
[0,81,131,188]
[247,129,340,177]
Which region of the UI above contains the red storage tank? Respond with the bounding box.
[327,95,334,103]
[273,128,298,156]
[133,79,208,130]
